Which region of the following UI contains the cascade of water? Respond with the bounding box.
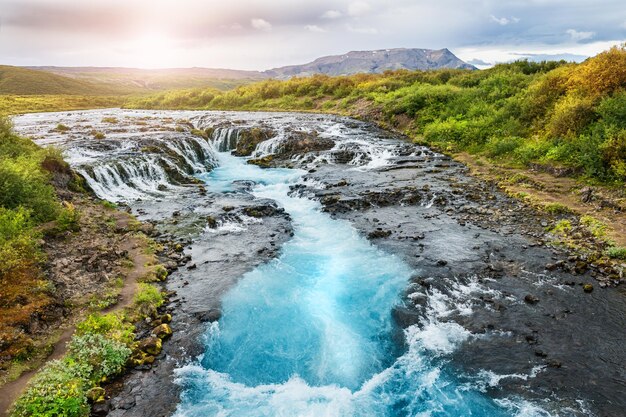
[73,134,220,202]
[211,128,241,152]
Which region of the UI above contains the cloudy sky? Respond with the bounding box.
[0,0,624,69]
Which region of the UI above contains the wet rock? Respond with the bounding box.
[436,260,448,267]
[368,229,392,239]
[524,294,540,305]
[91,401,110,416]
[580,187,593,203]
[194,309,222,322]
[545,263,558,271]
[151,323,173,340]
[206,216,217,228]
[187,263,197,270]
[139,337,162,355]
[243,204,283,218]
[575,261,588,274]
[86,386,106,402]
[117,396,136,410]
[248,155,275,168]
[274,131,334,157]
[583,284,594,293]
[547,359,562,368]
[233,128,276,156]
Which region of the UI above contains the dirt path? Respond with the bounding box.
[0,209,154,417]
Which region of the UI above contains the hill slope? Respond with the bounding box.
[28,67,267,92]
[0,66,125,95]
[265,48,476,78]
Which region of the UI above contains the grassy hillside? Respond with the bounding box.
[27,67,265,92]
[0,66,129,95]
[127,45,626,184]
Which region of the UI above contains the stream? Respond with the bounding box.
[13,109,626,417]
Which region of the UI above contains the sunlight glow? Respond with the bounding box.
[127,33,177,68]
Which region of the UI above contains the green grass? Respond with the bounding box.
[606,246,626,260]
[0,95,126,115]
[0,66,126,95]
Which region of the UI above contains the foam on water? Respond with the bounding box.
[173,152,552,417]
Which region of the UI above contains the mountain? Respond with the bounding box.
[0,65,125,95]
[27,67,266,92]
[265,48,476,78]
[1,48,475,95]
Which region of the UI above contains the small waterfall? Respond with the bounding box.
[73,134,220,202]
[250,134,285,158]
[211,128,241,152]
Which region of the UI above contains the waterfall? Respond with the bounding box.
[211,128,241,152]
[72,134,220,202]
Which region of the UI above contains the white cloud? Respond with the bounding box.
[251,18,272,31]
[346,24,378,34]
[456,40,622,69]
[490,15,520,26]
[348,1,372,17]
[321,10,342,19]
[305,25,326,33]
[566,28,595,41]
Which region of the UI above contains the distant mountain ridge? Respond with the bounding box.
[1,48,476,95]
[265,48,476,78]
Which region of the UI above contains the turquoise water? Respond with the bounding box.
[174,152,539,417]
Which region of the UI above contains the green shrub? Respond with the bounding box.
[76,313,135,345]
[542,202,571,214]
[132,283,164,319]
[0,156,60,221]
[596,92,626,129]
[0,207,41,276]
[67,333,131,383]
[56,201,81,232]
[11,359,90,417]
[484,136,524,158]
[12,333,131,417]
[550,219,572,235]
[606,246,626,260]
[580,215,608,239]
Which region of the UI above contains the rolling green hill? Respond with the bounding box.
[0,66,128,95]
[27,67,266,92]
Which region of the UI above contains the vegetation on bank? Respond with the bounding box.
[11,283,166,417]
[0,116,83,362]
[128,45,626,184]
[0,117,171,416]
